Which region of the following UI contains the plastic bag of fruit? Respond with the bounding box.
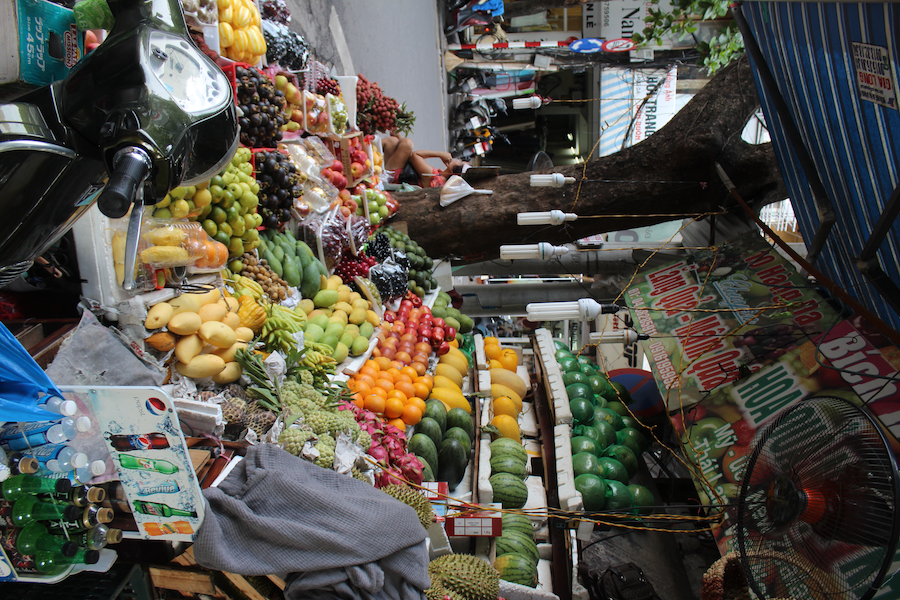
[302,91,330,135]
[300,205,346,267]
[368,256,408,302]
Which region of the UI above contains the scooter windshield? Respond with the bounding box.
[147,31,231,115]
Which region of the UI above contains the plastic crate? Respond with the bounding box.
[9,563,152,600]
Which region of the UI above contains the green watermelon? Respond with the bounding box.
[423,400,447,433]
[445,407,474,441]
[416,417,443,451]
[502,513,534,539]
[490,472,529,508]
[417,455,435,482]
[438,438,468,491]
[571,435,601,457]
[496,530,539,565]
[605,479,635,510]
[490,438,528,464]
[575,473,608,511]
[604,444,640,478]
[490,454,528,479]
[408,433,438,476]
[494,554,538,587]
[443,426,472,460]
[597,457,629,484]
[570,397,595,426]
[572,452,603,478]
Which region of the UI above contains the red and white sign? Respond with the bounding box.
[602,38,636,52]
[444,511,502,537]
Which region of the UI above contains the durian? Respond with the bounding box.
[425,582,453,600]
[381,484,434,529]
[427,554,500,600]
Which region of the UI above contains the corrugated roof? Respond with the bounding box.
[741,1,900,331]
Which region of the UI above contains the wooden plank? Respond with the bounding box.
[148,566,217,595]
[171,545,198,567]
[267,574,286,590]
[222,571,269,600]
[189,448,212,472]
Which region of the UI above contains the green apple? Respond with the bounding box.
[684,416,729,460]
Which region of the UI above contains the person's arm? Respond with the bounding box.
[412,150,453,164]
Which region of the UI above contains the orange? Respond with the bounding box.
[417,374,434,391]
[409,396,427,413]
[356,374,376,389]
[412,382,430,400]
[363,394,385,414]
[400,366,419,381]
[493,396,519,418]
[395,372,414,385]
[499,349,519,372]
[375,376,394,392]
[394,350,411,365]
[485,344,503,361]
[401,404,423,426]
[484,336,499,346]
[373,356,393,371]
[387,389,408,404]
[395,381,417,400]
[410,361,427,377]
[351,392,364,409]
[384,396,404,419]
[387,417,406,432]
[370,386,388,399]
[390,360,405,371]
[364,359,381,372]
[358,365,379,378]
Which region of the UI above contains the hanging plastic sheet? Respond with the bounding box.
[439,175,493,208]
[0,323,63,422]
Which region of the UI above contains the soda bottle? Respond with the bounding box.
[99,481,133,513]
[75,524,123,550]
[2,473,72,501]
[31,443,89,472]
[34,548,100,575]
[143,521,194,536]
[16,522,79,557]
[7,453,40,476]
[11,495,81,527]
[108,433,169,451]
[0,417,92,451]
[47,484,106,508]
[132,500,196,518]
[46,504,115,535]
[118,454,179,474]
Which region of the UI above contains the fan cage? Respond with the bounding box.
[736,395,900,600]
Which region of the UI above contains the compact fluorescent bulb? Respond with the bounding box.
[530,173,576,188]
[499,243,569,260]
[526,299,621,321]
[517,210,578,226]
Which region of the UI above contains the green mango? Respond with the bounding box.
[282,254,302,288]
[300,262,321,299]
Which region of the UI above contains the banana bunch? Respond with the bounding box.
[259,304,301,353]
[299,342,337,377]
[229,275,264,301]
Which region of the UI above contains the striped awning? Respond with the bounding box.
[740,1,900,331]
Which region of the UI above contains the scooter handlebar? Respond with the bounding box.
[97,147,153,219]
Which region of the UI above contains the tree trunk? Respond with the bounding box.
[503,0,587,20]
[394,57,785,262]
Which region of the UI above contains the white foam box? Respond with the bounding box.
[553,423,582,512]
[500,579,560,600]
[532,329,570,425]
[473,333,489,370]
[1,0,83,99]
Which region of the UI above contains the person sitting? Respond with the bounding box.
[382,133,468,188]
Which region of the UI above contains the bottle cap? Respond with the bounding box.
[54,478,73,494]
[18,457,39,474]
[106,528,124,544]
[60,541,78,558]
[83,550,100,565]
[97,508,114,524]
[74,417,93,433]
[89,460,108,476]
[86,487,106,503]
[57,401,78,417]
[70,453,89,470]
[64,504,82,521]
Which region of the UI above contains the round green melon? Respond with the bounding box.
[603,444,639,478]
[597,457,629,484]
[490,473,529,508]
[616,427,646,456]
[566,383,595,403]
[558,357,582,373]
[611,381,632,404]
[490,438,528,464]
[423,400,447,434]
[418,455,435,482]
[575,473,608,511]
[572,452,603,478]
[604,479,635,511]
[563,371,589,387]
[571,435,601,456]
[443,426,473,460]
[628,484,655,516]
[572,424,601,445]
[593,420,618,448]
[496,529,539,565]
[570,397,594,426]
[502,513,535,540]
[594,407,625,430]
[605,401,629,417]
[446,407,474,441]
[416,417,444,451]
[494,554,538,587]
[491,454,528,479]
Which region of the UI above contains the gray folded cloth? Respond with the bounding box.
[193,443,430,600]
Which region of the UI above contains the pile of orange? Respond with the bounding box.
[484,336,518,371]
[346,358,434,431]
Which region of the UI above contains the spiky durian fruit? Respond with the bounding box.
[428,554,500,600]
[381,484,434,529]
[425,581,453,600]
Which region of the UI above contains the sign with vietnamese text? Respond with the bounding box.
[582,0,648,40]
[852,42,898,110]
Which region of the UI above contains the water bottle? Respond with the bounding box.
[30,443,89,472]
[0,417,93,451]
[35,395,78,417]
[34,548,100,575]
[74,460,110,484]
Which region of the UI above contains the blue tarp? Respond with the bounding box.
[742,1,900,331]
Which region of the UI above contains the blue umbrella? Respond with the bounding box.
[0,323,64,422]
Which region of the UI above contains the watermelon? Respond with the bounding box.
[571,435,601,457]
[438,438,469,491]
[495,530,539,565]
[423,399,447,433]
[417,455,435,482]
[490,454,528,479]
[416,417,443,450]
[569,397,594,426]
[490,472,529,508]
[446,407,474,441]
[502,513,534,539]
[443,426,472,460]
[408,433,438,475]
[490,438,528,464]
[494,554,538,587]
[572,452,604,478]
[597,457,629,484]
[575,473,608,511]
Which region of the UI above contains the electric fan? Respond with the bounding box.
[736,395,900,600]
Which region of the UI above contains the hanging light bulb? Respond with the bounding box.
[526,299,621,321]
[588,330,649,347]
[500,243,569,260]
[517,210,578,226]
[512,95,549,110]
[530,173,576,188]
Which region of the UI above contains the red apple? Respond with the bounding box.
[291,109,304,124]
[320,167,334,183]
[331,159,344,173]
[350,162,365,178]
[352,184,367,196]
[432,317,445,329]
[338,188,351,201]
[333,174,347,189]
[437,341,451,355]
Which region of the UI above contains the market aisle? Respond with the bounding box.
[284,0,448,155]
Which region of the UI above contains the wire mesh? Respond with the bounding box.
[736,396,900,600]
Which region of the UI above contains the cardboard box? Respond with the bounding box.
[445,509,502,537]
[1,0,83,99]
[329,133,374,189]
